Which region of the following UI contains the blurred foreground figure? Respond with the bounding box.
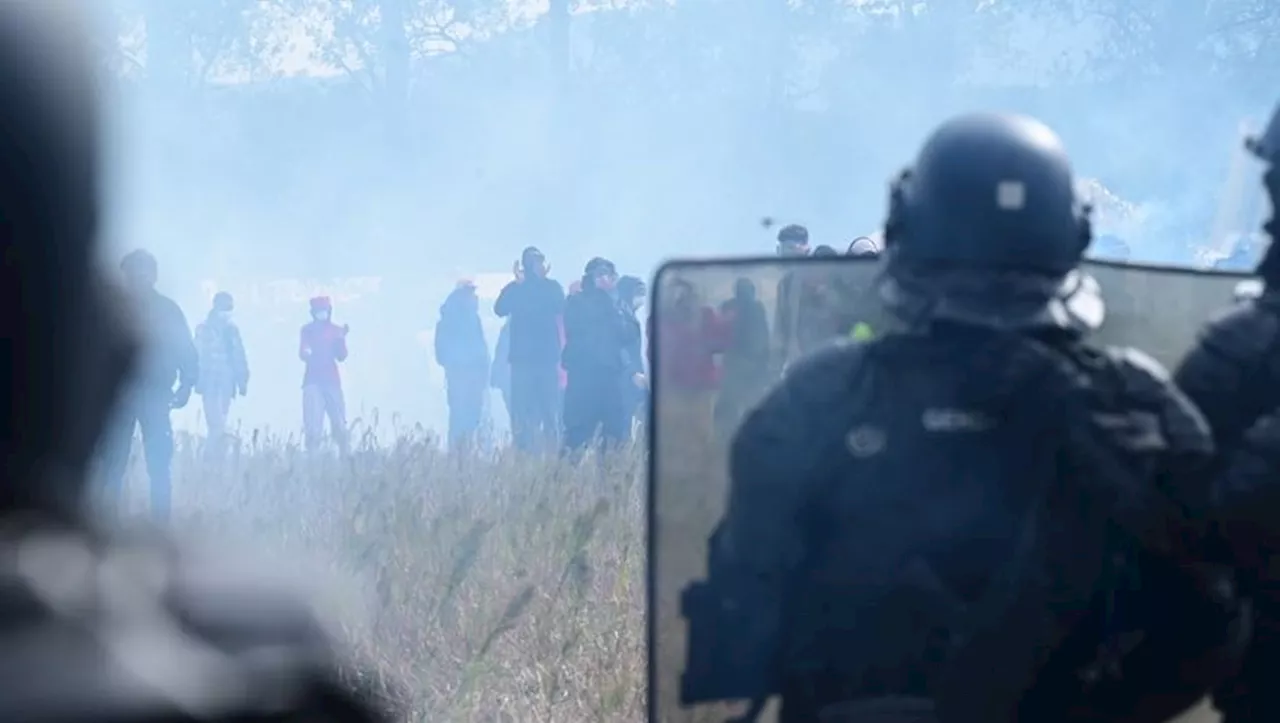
[681,113,1244,722]
[561,258,640,453]
[102,249,197,522]
[435,280,491,450]
[194,291,249,459]
[495,246,566,451]
[0,3,390,721]
[775,224,857,365]
[300,296,350,455]
[1176,104,1280,723]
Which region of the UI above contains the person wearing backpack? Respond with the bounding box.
[680,113,1244,723]
[194,291,249,459]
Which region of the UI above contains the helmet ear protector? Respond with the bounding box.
[882,167,1095,261]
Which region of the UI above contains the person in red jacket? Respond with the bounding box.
[656,278,728,391]
[654,277,729,461]
[299,296,350,454]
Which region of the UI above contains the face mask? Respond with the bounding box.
[214,310,232,323]
[313,310,330,322]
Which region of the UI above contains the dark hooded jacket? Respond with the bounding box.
[617,276,647,380]
[720,279,771,383]
[435,286,490,382]
[562,282,641,378]
[494,275,566,367]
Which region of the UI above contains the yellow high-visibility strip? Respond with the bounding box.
[851,322,875,341]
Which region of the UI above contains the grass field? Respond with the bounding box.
[111,428,646,722]
[108,421,1221,723]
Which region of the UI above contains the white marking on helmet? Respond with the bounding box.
[996,180,1026,210]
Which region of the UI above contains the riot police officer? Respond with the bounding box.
[681,113,1241,723]
[1175,106,1280,723]
[0,4,390,721]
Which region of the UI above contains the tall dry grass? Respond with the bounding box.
[99,417,1224,723]
[108,422,648,723]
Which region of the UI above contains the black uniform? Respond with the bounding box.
[1174,112,1280,723]
[0,4,388,722]
[562,258,641,452]
[100,253,199,523]
[682,113,1242,723]
[494,246,566,451]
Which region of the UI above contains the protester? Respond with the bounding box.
[435,280,491,450]
[617,275,650,432]
[655,277,729,455]
[774,224,815,367]
[776,223,811,257]
[715,277,772,441]
[100,250,198,522]
[562,258,641,453]
[494,246,566,451]
[193,291,249,459]
[299,296,350,454]
[491,320,512,430]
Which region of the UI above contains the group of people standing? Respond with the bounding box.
[434,246,649,453]
[100,250,354,520]
[103,218,897,518]
[433,228,889,455]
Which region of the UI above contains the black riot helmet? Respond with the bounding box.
[1,2,138,517]
[880,113,1101,332]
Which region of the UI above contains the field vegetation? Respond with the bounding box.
[107,415,1222,723]
[112,426,648,723]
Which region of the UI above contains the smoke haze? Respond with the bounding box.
[93,0,1277,436]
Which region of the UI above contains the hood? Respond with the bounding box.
[440,286,479,317]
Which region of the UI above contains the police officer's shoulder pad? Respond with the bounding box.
[778,344,871,401]
[1199,301,1280,362]
[786,342,869,377]
[1107,346,1214,452]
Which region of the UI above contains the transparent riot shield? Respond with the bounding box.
[1087,259,1251,367]
[648,255,1251,723]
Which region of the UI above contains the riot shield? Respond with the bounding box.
[647,256,1251,723]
